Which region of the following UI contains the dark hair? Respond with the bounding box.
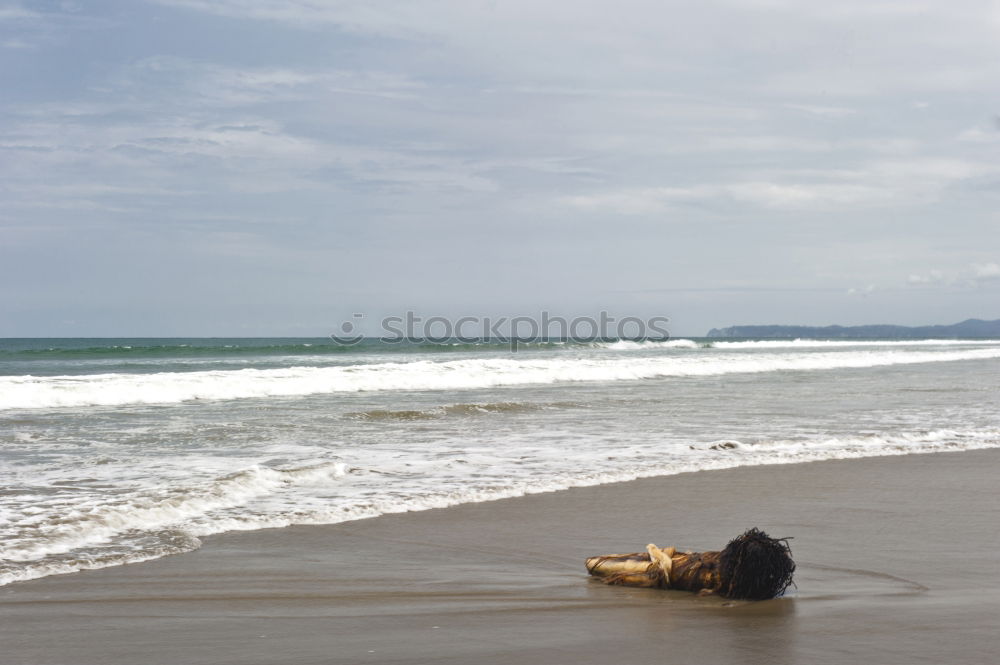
[718,528,795,600]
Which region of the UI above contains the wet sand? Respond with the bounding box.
[3,449,999,664]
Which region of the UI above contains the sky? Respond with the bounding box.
[2,0,999,337]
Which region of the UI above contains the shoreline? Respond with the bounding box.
[3,449,999,664]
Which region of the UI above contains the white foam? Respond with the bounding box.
[2,462,347,563]
[601,339,701,350]
[711,338,1000,349]
[3,346,1000,410]
[2,427,997,586]
[0,540,203,587]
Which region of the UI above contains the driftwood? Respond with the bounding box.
[586,528,795,600]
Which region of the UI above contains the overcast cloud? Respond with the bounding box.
[2,0,999,336]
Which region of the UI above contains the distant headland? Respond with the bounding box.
[706,318,1000,339]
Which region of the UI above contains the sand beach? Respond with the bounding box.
[3,448,998,664]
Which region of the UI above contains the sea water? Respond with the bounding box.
[2,336,999,585]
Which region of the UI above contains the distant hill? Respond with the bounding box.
[706,318,1000,339]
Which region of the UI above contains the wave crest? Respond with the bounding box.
[4,346,1000,410]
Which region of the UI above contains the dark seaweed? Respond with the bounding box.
[718,528,796,600]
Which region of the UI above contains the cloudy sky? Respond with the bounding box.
[2,0,999,336]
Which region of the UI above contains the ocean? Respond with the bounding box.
[2,336,999,587]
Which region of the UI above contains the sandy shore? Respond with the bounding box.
[3,449,999,664]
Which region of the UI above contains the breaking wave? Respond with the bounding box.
[709,338,1000,349]
[0,462,349,586]
[4,347,1000,410]
[600,338,702,350]
[344,401,579,421]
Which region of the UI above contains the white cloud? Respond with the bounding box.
[110,57,426,108]
[957,121,1000,144]
[561,155,995,214]
[0,6,40,21]
[906,263,1000,288]
[147,0,1000,99]
[702,135,834,152]
[726,181,892,207]
[561,187,707,215]
[2,106,499,204]
[2,55,491,200]
[972,262,1000,280]
[907,270,946,285]
[847,284,878,296]
[784,103,856,117]
[562,180,895,213]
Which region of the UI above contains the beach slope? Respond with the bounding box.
[2,450,998,664]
